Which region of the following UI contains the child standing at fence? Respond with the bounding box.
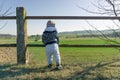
[42,20,62,70]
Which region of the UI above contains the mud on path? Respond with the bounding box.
[0,47,17,63]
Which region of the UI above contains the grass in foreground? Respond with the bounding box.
[0,47,120,80]
[0,38,120,79]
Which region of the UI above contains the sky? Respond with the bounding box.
[0,0,119,35]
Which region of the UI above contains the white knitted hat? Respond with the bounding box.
[47,20,55,27]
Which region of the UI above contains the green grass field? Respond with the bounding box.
[0,38,120,79]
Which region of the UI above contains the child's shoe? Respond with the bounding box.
[56,64,63,70]
[48,64,52,68]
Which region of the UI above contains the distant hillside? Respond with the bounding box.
[1,29,120,39]
[0,34,16,38]
[59,29,120,38]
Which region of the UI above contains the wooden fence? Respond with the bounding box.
[1,44,120,47]
[0,7,120,64]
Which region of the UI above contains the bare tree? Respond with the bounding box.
[77,0,120,16]
[0,4,14,30]
[77,0,120,45]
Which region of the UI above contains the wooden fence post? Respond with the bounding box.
[16,7,29,64]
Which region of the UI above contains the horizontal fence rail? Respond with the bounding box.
[1,44,120,47]
[26,16,120,20]
[0,44,16,47]
[0,16,120,20]
[0,16,16,19]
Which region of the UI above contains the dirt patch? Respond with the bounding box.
[0,47,17,63]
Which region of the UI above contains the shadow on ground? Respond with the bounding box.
[64,59,120,80]
[0,63,58,80]
[0,59,120,80]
